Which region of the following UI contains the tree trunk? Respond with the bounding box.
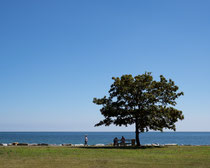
[135,121,140,146]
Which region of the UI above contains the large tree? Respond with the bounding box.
[93,72,184,146]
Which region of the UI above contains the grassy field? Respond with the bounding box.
[0,146,210,168]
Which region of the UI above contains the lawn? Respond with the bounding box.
[0,146,210,168]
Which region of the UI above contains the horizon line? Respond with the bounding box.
[0,131,209,132]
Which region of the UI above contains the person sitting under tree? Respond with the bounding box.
[113,137,118,146]
[121,136,125,146]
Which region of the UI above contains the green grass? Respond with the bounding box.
[0,146,210,168]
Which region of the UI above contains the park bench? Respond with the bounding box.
[114,139,135,146]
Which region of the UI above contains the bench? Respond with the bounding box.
[114,139,135,146]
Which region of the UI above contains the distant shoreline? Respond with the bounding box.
[1,132,209,146]
[1,143,210,147]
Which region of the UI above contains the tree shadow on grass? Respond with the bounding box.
[77,146,163,150]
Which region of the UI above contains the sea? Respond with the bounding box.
[0,132,210,145]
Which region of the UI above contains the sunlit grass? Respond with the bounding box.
[0,146,210,168]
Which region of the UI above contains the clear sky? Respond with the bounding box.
[0,0,209,131]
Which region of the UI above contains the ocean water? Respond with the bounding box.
[0,132,209,145]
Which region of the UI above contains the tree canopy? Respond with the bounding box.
[93,72,184,146]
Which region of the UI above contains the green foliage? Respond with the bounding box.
[93,72,184,145]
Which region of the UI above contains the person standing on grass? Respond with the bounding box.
[84,135,88,146]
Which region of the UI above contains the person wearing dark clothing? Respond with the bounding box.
[84,135,88,146]
[113,137,118,146]
[121,136,125,146]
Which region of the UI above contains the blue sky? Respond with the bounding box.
[0,0,209,131]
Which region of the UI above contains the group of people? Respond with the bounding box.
[84,135,126,146]
[113,136,125,146]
